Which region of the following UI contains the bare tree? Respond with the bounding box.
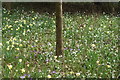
[56,1,63,56]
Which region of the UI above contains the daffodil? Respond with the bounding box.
[35,40,38,42]
[107,65,111,68]
[12,41,15,45]
[13,37,17,41]
[47,75,51,78]
[70,71,74,74]
[20,24,23,27]
[89,27,92,30]
[15,21,18,23]
[27,64,30,67]
[11,45,14,48]
[76,73,80,76]
[32,18,35,20]
[19,59,22,62]
[54,56,57,59]
[53,29,55,32]
[7,64,12,70]
[16,48,20,50]
[27,29,30,32]
[8,25,12,28]
[91,44,96,48]
[96,60,99,64]
[11,28,13,30]
[23,20,26,24]
[29,24,33,26]
[21,68,25,73]
[7,47,10,50]
[19,44,23,47]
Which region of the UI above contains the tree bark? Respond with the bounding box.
[56,1,63,56]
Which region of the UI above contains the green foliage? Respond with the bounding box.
[2,8,119,78]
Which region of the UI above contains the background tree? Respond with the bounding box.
[56,1,63,56]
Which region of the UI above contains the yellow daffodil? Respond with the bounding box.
[29,24,33,26]
[13,37,17,41]
[20,24,23,27]
[47,75,51,78]
[106,31,110,34]
[19,44,23,47]
[27,64,30,67]
[23,20,26,24]
[107,65,111,68]
[7,47,10,50]
[12,41,15,45]
[16,48,20,50]
[35,17,37,19]
[32,18,35,20]
[53,29,55,32]
[89,27,92,30]
[70,71,74,74]
[21,68,25,73]
[96,60,99,64]
[16,27,20,31]
[76,73,80,76]
[11,28,13,30]
[7,64,12,70]
[54,56,57,59]
[8,25,12,28]
[15,21,18,23]
[19,59,22,62]
[91,44,96,48]
[11,45,14,48]
[27,29,30,32]
[35,40,38,42]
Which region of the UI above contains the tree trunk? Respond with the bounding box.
[56,1,63,56]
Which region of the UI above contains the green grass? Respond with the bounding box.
[2,8,119,78]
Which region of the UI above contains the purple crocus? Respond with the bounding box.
[46,59,49,62]
[28,74,31,78]
[20,75,25,79]
[70,48,73,51]
[52,71,56,74]
[15,56,18,58]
